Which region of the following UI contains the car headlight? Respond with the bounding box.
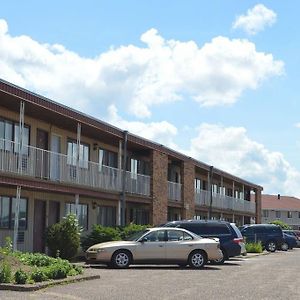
[97,249,105,253]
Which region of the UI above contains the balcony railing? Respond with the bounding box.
[0,139,150,196]
[195,189,255,214]
[168,181,182,201]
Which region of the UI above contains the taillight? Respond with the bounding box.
[233,238,244,244]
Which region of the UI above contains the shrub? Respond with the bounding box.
[44,263,68,279]
[16,252,56,267]
[119,224,150,240]
[14,269,28,284]
[0,261,12,283]
[81,225,121,251]
[46,214,81,260]
[30,268,48,282]
[246,242,263,253]
[269,220,292,230]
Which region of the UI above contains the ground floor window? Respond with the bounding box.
[97,205,116,227]
[0,196,27,230]
[65,203,88,230]
[129,208,149,225]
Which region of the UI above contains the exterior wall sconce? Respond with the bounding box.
[93,143,98,151]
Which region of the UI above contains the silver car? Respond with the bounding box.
[86,227,223,268]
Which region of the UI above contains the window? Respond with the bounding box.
[67,140,89,169]
[99,149,118,170]
[167,230,193,241]
[97,206,116,227]
[65,203,88,229]
[275,211,281,218]
[195,178,201,190]
[287,211,293,218]
[226,188,233,197]
[129,208,149,225]
[212,184,218,194]
[130,158,138,179]
[299,212,300,218]
[144,230,165,242]
[0,196,27,229]
[262,210,269,218]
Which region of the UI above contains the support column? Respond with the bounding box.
[255,189,262,224]
[181,161,195,219]
[117,140,123,226]
[151,150,168,225]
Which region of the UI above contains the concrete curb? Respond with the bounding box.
[239,251,271,259]
[0,274,100,292]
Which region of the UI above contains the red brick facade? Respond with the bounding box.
[181,160,195,219]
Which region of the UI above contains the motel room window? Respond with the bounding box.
[194,178,201,191]
[262,210,269,218]
[276,211,281,219]
[98,149,118,171]
[287,211,293,218]
[130,158,138,179]
[299,212,300,218]
[97,205,116,227]
[129,208,149,225]
[0,196,27,230]
[67,140,89,169]
[65,203,88,230]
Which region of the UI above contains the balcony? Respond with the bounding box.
[195,189,255,214]
[168,181,181,201]
[0,139,150,196]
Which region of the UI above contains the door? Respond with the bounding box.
[36,129,49,178]
[33,200,46,253]
[48,201,60,226]
[50,134,61,181]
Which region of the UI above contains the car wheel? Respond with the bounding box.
[188,250,207,269]
[210,249,226,265]
[111,250,131,268]
[265,240,277,252]
[281,242,289,251]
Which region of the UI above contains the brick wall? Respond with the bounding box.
[181,160,195,219]
[151,150,168,225]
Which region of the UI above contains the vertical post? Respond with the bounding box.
[121,131,128,226]
[208,166,213,220]
[75,194,79,219]
[13,186,21,251]
[117,140,123,226]
[76,123,81,185]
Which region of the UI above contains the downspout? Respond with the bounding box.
[121,130,128,226]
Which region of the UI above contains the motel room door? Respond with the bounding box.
[36,129,49,178]
[33,200,46,253]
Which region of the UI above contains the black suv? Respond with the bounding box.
[239,224,284,252]
[163,220,245,264]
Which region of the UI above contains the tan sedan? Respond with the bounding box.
[86,227,223,268]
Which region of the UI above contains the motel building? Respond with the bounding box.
[0,78,263,253]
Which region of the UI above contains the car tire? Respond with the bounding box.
[281,242,289,251]
[188,250,207,269]
[111,250,132,269]
[265,240,277,252]
[210,249,226,265]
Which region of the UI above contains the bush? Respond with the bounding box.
[44,263,68,279]
[14,269,28,284]
[119,224,150,240]
[81,225,121,251]
[269,220,292,230]
[46,214,81,260]
[15,252,57,267]
[246,242,263,253]
[0,261,12,283]
[30,268,48,282]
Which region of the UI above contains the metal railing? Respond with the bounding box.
[195,188,255,214]
[168,181,182,201]
[0,138,150,196]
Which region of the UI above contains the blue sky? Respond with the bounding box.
[1,1,300,196]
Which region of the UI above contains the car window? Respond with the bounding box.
[181,223,208,235]
[206,223,230,235]
[241,227,254,234]
[167,230,193,241]
[144,230,165,242]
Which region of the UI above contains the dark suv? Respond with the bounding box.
[163,220,245,264]
[239,224,284,252]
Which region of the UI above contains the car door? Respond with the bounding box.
[134,230,166,262]
[165,229,194,261]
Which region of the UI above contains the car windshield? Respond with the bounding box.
[124,229,150,241]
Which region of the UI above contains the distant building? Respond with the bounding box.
[261,194,300,229]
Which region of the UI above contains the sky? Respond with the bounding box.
[1,1,300,196]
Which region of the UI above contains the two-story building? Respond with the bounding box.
[0,78,263,253]
[261,194,300,229]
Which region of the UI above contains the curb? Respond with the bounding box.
[239,251,270,259]
[0,274,100,292]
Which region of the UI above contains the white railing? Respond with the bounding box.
[0,138,150,196]
[195,189,255,214]
[168,181,182,201]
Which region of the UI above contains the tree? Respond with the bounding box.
[269,220,291,230]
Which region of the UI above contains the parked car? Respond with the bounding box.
[162,220,245,264]
[283,230,300,247]
[86,227,223,269]
[281,232,298,250]
[240,224,284,252]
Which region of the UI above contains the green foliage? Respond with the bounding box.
[119,224,150,240]
[44,263,68,279]
[14,252,57,267]
[30,268,48,282]
[269,220,292,230]
[245,242,263,253]
[14,269,28,284]
[81,225,121,251]
[73,265,83,275]
[0,262,12,283]
[46,213,81,260]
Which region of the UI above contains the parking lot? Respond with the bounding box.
[1,249,300,300]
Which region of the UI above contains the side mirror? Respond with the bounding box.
[139,237,147,243]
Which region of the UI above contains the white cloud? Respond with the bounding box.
[295,122,300,128]
[0,19,283,118]
[185,123,300,197]
[233,4,277,35]
[106,105,178,148]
